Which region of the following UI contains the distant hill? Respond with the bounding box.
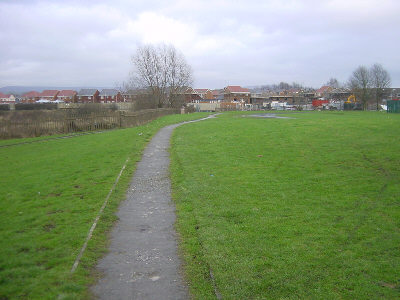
[0,86,112,95]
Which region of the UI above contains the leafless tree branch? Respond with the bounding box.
[130,44,193,108]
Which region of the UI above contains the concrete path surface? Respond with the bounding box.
[92,115,215,300]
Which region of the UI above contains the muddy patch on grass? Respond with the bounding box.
[46,193,62,198]
[43,223,56,232]
[245,113,295,119]
[47,209,64,215]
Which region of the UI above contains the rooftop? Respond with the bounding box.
[40,90,59,97]
[58,90,77,97]
[225,86,250,93]
[77,89,98,96]
[99,89,119,96]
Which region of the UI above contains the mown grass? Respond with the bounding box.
[0,112,210,299]
[170,111,400,299]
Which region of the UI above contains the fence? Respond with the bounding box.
[0,108,179,139]
[387,100,400,113]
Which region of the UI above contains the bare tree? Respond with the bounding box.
[291,82,303,89]
[348,66,372,110]
[326,78,340,88]
[164,46,193,107]
[130,44,193,108]
[278,82,290,90]
[370,63,391,110]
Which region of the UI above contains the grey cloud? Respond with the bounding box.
[0,0,399,88]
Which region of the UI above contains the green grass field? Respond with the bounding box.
[170,111,400,299]
[0,112,209,300]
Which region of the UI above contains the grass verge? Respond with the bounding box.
[170,111,400,299]
[0,112,210,299]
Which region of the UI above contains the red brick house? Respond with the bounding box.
[57,90,77,102]
[40,90,59,101]
[288,88,301,95]
[212,89,223,100]
[191,89,215,101]
[21,91,41,103]
[223,86,251,103]
[316,86,332,98]
[203,90,214,100]
[0,93,16,103]
[122,89,150,102]
[0,92,8,103]
[99,89,123,102]
[77,89,100,103]
[194,89,207,98]
[184,88,202,103]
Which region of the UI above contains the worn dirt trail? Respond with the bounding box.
[92,115,215,300]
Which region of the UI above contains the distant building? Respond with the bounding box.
[122,89,150,102]
[77,89,100,103]
[0,92,10,103]
[193,89,214,100]
[328,88,351,102]
[268,94,294,104]
[193,89,207,98]
[21,91,41,103]
[40,90,59,101]
[184,87,202,103]
[99,89,123,102]
[250,93,270,107]
[288,88,301,95]
[223,86,251,103]
[316,86,333,98]
[386,88,400,100]
[0,93,16,103]
[212,89,223,100]
[57,90,77,102]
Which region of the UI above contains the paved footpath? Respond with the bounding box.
[92,115,215,300]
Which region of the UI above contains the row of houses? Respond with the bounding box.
[0,86,252,105]
[0,89,123,104]
[184,85,347,107]
[185,85,400,109]
[185,86,251,103]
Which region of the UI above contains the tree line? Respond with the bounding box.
[347,64,391,110]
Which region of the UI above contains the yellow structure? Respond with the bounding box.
[346,95,356,103]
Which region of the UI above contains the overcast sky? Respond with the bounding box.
[1,0,399,89]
